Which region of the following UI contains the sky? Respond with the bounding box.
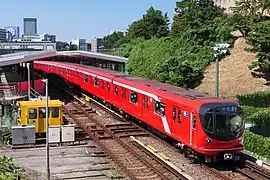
[0,0,177,42]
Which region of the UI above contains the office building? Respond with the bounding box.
[215,0,270,14]
[43,34,56,42]
[24,18,37,36]
[71,39,87,51]
[91,37,103,53]
[0,29,6,42]
[5,26,20,41]
[0,41,56,51]
[86,43,91,52]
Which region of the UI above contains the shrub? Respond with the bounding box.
[244,131,270,159]
[237,91,270,107]
[126,37,214,88]
[0,156,22,179]
[241,106,270,126]
[247,108,270,127]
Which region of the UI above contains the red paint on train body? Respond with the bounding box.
[34,61,245,161]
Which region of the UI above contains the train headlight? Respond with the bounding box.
[238,136,243,145]
[206,138,212,144]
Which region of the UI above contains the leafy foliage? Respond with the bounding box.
[126,37,215,88]
[125,1,236,88]
[127,7,169,40]
[171,0,234,46]
[56,41,69,51]
[231,0,270,36]
[237,91,270,107]
[242,106,270,126]
[246,20,270,82]
[102,31,128,49]
[248,108,270,127]
[244,131,270,159]
[0,156,22,179]
[117,38,145,58]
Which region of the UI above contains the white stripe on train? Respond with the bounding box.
[35,61,172,135]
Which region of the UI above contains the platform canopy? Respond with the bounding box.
[0,50,128,67]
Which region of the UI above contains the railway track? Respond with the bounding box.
[77,92,270,180]
[62,99,192,180]
[50,86,270,180]
[235,160,270,180]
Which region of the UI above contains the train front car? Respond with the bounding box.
[198,102,245,163]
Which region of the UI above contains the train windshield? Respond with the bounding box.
[202,106,244,141]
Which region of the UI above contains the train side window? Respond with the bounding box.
[178,109,181,123]
[94,78,99,87]
[84,75,88,83]
[106,82,110,91]
[28,108,37,119]
[173,108,176,122]
[122,88,126,99]
[51,107,59,118]
[154,101,165,116]
[114,86,118,95]
[67,69,70,76]
[39,107,50,118]
[130,91,138,104]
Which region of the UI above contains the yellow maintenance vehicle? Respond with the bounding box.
[17,99,64,135]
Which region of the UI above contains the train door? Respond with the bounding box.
[190,110,197,146]
[113,84,121,108]
[50,107,61,126]
[171,106,182,136]
[37,107,49,133]
[121,87,127,110]
[142,95,150,123]
[27,107,38,131]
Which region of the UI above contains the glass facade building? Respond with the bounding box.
[0,28,6,42]
[24,18,37,36]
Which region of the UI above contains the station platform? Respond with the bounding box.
[0,69,27,102]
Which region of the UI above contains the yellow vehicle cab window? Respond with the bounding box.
[39,107,50,118]
[51,107,59,118]
[28,108,37,119]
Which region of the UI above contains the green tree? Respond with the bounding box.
[102,31,127,49]
[127,7,169,39]
[171,0,233,46]
[231,0,270,36]
[246,20,270,82]
[56,41,69,51]
[67,42,78,51]
[172,0,225,36]
[126,37,213,88]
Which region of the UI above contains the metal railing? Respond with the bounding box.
[96,48,127,57]
[0,79,45,100]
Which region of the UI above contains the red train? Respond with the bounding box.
[34,60,245,163]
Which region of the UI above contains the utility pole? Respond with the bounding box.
[42,79,50,180]
[28,63,31,99]
[215,54,219,97]
[212,43,230,98]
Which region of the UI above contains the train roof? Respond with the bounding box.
[68,63,215,99]
[35,61,235,105]
[120,76,216,100]
[19,99,63,107]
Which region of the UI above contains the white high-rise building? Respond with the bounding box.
[71,39,87,51]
